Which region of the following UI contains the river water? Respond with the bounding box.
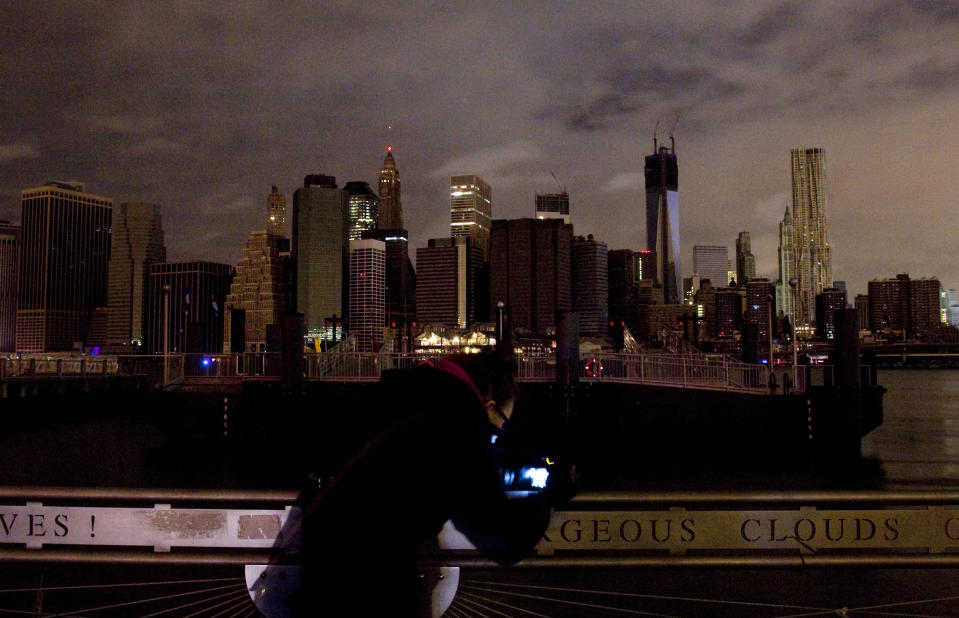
[862,369,959,489]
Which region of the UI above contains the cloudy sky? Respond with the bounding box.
[2,1,958,298]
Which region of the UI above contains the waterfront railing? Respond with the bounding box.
[5,352,888,396]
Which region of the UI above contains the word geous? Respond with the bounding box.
[539,508,959,554]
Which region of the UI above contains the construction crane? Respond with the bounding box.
[550,171,567,194]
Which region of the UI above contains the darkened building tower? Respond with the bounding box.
[0,221,19,352]
[816,287,847,340]
[346,181,379,241]
[416,237,482,328]
[146,261,233,354]
[17,182,112,352]
[378,147,402,230]
[736,231,756,285]
[572,235,608,336]
[361,228,415,333]
[693,245,729,288]
[489,218,572,335]
[645,137,681,303]
[292,175,349,335]
[744,278,776,343]
[535,192,570,224]
[105,203,166,353]
[267,186,287,236]
[349,239,386,352]
[451,175,492,260]
[223,231,289,352]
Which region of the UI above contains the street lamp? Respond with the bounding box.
[162,284,171,388]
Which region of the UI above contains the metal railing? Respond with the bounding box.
[8,352,884,396]
[3,486,959,567]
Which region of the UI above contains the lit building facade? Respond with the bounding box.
[349,239,386,352]
[0,221,19,352]
[105,203,166,352]
[292,175,349,334]
[377,147,402,230]
[489,218,571,336]
[645,138,681,303]
[346,181,379,241]
[735,231,756,285]
[572,234,608,337]
[692,245,729,289]
[780,148,833,327]
[16,182,112,352]
[146,261,233,354]
[450,175,492,260]
[267,186,287,236]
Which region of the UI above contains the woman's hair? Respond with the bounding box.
[448,348,518,406]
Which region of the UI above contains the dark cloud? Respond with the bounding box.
[2,1,959,295]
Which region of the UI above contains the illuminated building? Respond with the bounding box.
[267,185,287,236]
[572,235,608,337]
[223,231,289,352]
[146,261,233,354]
[489,218,571,336]
[815,287,847,340]
[416,237,482,328]
[346,181,379,241]
[378,147,402,230]
[105,203,166,353]
[535,192,570,224]
[16,182,112,352]
[693,245,729,289]
[780,148,832,327]
[349,239,386,352]
[292,175,348,334]
[450,174,491,260]
[940,288,958,326]
[645,138,681,303]
[0,221,19,352]
[735,232,756,285]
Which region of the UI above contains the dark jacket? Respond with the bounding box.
[295,362,552,616]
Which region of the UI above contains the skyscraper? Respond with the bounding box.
[780,148,833,326]
[735,232,756,285]
[644,138,681,303]
[867,273,940,339]
[450,175,492,260]
[105,203,166,352]
[572,235,608,336]
[415,237,481,329]
[692,245,729,289]
[223,231,289,352]
[346,181,379,241]
[349,239,386,352]
[378,147,402,230]
[535,192,570,224]
[267,186,287,236]
[489,218,571,335]
[17,182,112,352]
[0,221,19,352]
[292,175,349,335]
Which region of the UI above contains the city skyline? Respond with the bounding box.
[2,3,958,298]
